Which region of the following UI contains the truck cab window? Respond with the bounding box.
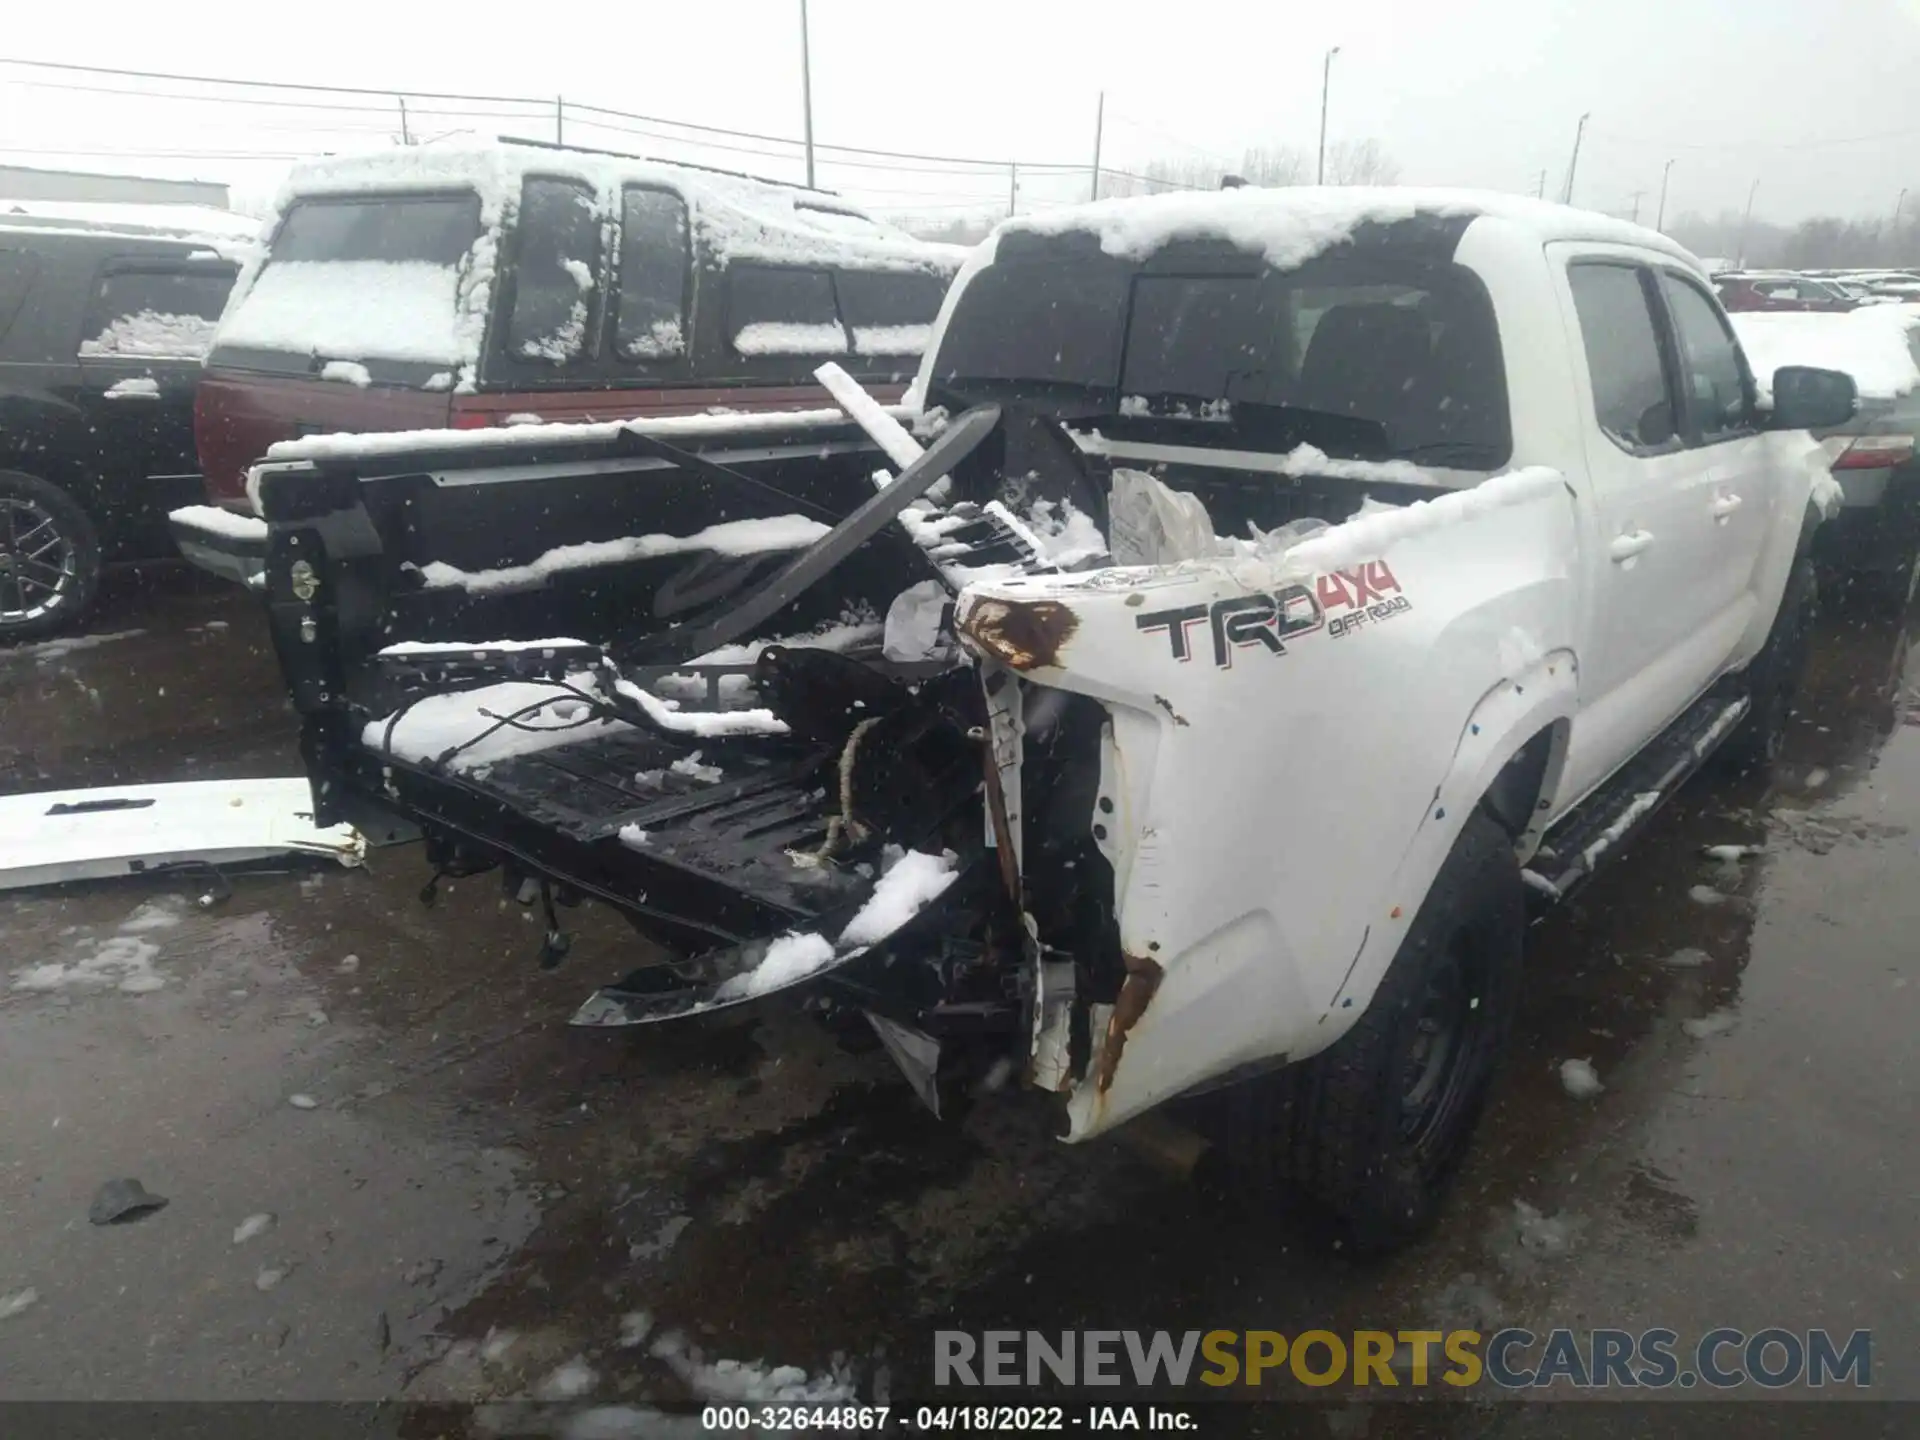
[80,265,236,360]
[506,177,602,366]
[1569,264,1674,450]
[1660,274,1753,442]
[728,266,846,355]
[836,270,945,356]
[615,187,689,362]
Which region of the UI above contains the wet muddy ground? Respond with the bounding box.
[1,567,1914,1432]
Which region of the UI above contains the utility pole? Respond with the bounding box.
[799,0,816,188]
[1090,91,1105,202]
[1535,169,1546,199]
[1655,158,1675,232]
[1561,112,1590,205]
[1317,46,1341,185]
[555,96,563,145]
[397,96,412,146]
[1626,189,1645,224]
[1894,188,1908,251]
[1008,161,1018,218]
[1737,177,1760,266]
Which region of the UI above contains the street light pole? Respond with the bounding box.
[1561,112,1590,204]
[1894,187,1908,254]
[1317,47,1341,184]
[799,0,816,189]
[1090,90,1105,201]
[1655,158,1674,232]
[1737,178,1760,266]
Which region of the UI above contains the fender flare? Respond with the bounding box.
[1321,648,1578,1021]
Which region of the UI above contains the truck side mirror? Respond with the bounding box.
[1769,365,1857,431]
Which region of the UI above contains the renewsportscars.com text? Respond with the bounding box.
[934,1328,1872,1391]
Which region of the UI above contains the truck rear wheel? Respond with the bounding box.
[1221,810,1523,1253]
[0,470,100,642]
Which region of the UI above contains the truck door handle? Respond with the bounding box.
[1711,492,1743,521]
[1609,529,1654,563]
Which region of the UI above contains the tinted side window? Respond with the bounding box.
[836,270,945,355]
[1660,274,1752,441]
[0,249,38,341]
[506,177,602,366]
[81,264,237,359]
[1568,264,1674,450]
[728,266,845,355]
[615,187,688,362]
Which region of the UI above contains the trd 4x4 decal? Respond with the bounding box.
[1317,560,1412,639]
[1135,581,1322,667]
[1135,561,1410,665]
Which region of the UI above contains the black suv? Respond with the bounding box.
[0,206,251,639]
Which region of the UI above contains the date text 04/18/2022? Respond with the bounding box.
[698,1405,1198,1431]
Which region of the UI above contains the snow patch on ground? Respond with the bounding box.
[1683,1009,1738,1039]
[1557,1058,1604,1099]
[1512,1200,1574,1256]
[1661,947,1712,968]
[839,849,960,949]
[539,1357,598,1401]
[102,376,160,398]
[414,516,828,595]
[649,1330,856,1403]
[13,931,164,994]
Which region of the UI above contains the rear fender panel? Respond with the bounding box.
[960,473,1580,1138]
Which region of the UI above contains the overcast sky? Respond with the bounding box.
[4,0,1919,226]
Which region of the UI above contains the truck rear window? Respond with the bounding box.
[211,192,483,381]
[930,235,1510,466]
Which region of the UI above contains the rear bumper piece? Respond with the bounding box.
[169,506,267,589]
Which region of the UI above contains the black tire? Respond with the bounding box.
[0,469,101,642]
[1221,810,1523,1253]
[1719,556,1815,774]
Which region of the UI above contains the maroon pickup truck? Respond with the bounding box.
[174,139,963,583]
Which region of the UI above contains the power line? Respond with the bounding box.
[0,56,1088,174]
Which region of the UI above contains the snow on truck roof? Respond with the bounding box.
[271,142,966,275]
[0,200,262,254]
[993,185,1704,272]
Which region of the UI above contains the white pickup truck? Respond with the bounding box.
[245,188,1853,1250]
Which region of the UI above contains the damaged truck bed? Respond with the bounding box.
[249,189,1849,1249]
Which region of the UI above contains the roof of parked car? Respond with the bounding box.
[268,140,967,275]
[992,185,1704,273]
[0,200,261,257]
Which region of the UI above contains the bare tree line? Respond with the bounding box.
[1665,202,1920,270]
[1098,138,1401,197]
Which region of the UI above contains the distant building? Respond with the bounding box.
[0,162,229,209]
